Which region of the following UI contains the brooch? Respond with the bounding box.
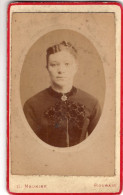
[61,94,67,101]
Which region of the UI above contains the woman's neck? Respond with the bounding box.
[51,83,73,94]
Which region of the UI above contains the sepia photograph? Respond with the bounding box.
[8,2,122,194]
[21,30,104,147]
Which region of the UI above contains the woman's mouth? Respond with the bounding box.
[57,76,66,79]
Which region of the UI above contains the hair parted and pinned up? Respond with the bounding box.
[46,41,77,68]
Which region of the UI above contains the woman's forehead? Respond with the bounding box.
[49,50,77,61]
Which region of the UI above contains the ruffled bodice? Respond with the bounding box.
[23,87,101,147]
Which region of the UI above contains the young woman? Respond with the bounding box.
[23,41,101,147]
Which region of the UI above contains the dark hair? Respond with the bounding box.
[46,41,77,68]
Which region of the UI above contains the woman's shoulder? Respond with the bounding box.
[75,88,100,109]
[24,88,49,108]
[76,88,97,102]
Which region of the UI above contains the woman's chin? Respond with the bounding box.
[53,82,68,89]
[54,80,67,86]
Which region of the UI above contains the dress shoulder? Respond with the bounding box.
[75,88,98,109]
[23,88,49,108]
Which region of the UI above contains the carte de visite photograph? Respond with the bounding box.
[8,2,122,194]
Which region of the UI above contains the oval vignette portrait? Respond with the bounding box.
[20,29,105,148]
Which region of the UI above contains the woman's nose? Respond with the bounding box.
[57,64,65,73]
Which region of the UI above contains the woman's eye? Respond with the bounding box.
[65,62,69,66]
[50,63,57,67]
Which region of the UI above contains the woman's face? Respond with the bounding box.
[47,50,78,88]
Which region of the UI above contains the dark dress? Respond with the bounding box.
[23,87,101,147]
